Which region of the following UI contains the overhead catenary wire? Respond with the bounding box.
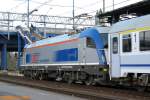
[8,0,27,12]
[31,0,101,16]
[46,7,53,15]
[105,0,132,9]
[55,0,133,17]
[31,0,86,17]
[27,0,54,16]
[33,0,54,10]
[8,0,140,18]
[80,1,100,8]
[54,1,99,16]
[82,0,134,15]
[31,0,84,10]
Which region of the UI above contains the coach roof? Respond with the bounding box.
[109,14,150,33]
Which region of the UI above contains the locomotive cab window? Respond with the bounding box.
[122,34,132,52]
[139,31,150,51]
[101,33,108,48]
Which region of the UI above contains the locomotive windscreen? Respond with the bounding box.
[101,33,108,48]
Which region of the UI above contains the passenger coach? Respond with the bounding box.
[109,14,150,86]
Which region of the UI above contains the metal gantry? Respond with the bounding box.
[0,11,95,32]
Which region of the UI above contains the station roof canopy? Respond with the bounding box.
[97,0,150,23]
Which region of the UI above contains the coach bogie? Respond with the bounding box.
[137,74,149,87]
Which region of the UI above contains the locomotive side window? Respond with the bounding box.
[112,37,118,54]
[86,38,96,48]
[122,34,132,52]
[139,31,150,51]
[86,33,108,48]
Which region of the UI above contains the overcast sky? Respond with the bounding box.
[0,0,142,17]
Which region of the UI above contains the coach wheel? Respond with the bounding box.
[85,76,94,86]
[136,86,147,92]
[136,74,149,91]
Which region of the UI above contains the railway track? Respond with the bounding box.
[0,74,150,100]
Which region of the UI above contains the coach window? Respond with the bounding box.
[113,37,118,54]
[140,31,150,51]
[122,34,132,52]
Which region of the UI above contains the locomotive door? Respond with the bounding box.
[110,34,120,77]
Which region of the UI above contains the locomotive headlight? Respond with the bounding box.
[99,68,108,73]
[103,68,108,72]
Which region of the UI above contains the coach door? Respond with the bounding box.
[110,34,120,77]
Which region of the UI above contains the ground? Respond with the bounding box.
[0,81,87,100]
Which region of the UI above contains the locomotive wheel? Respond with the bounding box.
[38,74,44,80]
[30,72,35,80]
[67,73,74,84]
[31,72,38,80]
[85,76,94,86]
[67,78,73,84]
[63,72,74,84]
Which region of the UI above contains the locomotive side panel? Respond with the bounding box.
[84,48,99,64]
[23,37,100,66]
[24,38,82,65]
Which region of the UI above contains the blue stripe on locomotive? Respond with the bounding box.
[55,48,78,62]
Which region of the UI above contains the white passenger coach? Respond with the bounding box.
[109,14,150,81]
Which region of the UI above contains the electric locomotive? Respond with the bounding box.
[21,27,110,85]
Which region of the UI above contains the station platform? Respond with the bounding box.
[0,81,86,100]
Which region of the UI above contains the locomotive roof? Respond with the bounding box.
[95,26,110,33]
[109,14,150,33]
[25,34,79,48]
[24,26,110,49]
